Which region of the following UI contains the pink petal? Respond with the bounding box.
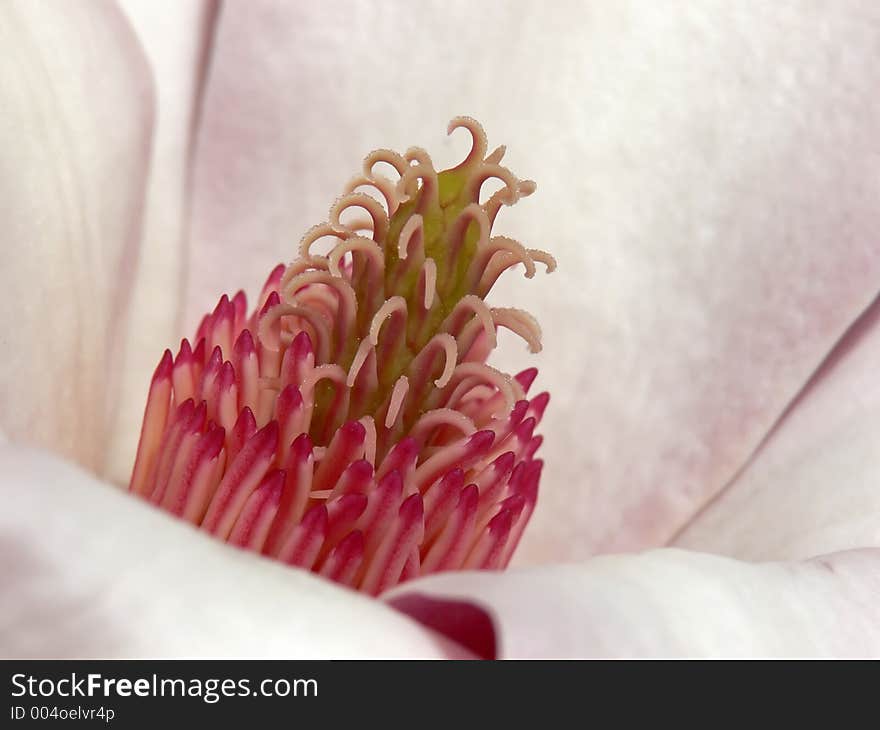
[388,549,880,658]
[106,0,219,484]
[188,2,880,564]
[676,295,880,560]
[0,445,471,658]
[0,0,153,475]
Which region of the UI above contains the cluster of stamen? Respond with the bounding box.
[129,118,554,594]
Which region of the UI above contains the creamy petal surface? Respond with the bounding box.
[676,295,880,560]
[0,0,153,474]
[105,0,220,484]
[387,549,880,658]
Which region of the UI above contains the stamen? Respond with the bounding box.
[409,408,476,444]
[202,421,279,541]
[528,248,557,272]
[465,163,520,207]
[228,470,285,552]
[422,258,437,309]
[428,333,458,388]
[360,493,424,596]
[171,340,196,404]
[263,433,314,557]
[421,484,478,573]
[312,421,367,493]
[397,214,424,260]
[485,145,506,164]
[363,148,410,181]
[319,530,365,586]
[347,339,374,388]
[449,203,490,250]
[444,294,497,348]
[385,376,409,429]
[463,506,515,570]
[422,468,465,546]
[359,416,377,466]
[279,504,328,569]
[404,146,433,167]
[294,223,349,263]
[329,192,389,243]
[343,174,399,216]
[491,307,543,353]
[397,163,439,215]
[369,297,408,346]
[446,116,488,170]
[443,362,516,413]
[257,302,331,364]
[327,236,384,278]
[130,350,173,496]
[470,236,536,290]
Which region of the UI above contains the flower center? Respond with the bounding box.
[129,118,554,594]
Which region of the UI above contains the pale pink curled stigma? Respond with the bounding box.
[130,118,553,595]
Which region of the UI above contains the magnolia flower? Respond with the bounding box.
[2,0,879,658]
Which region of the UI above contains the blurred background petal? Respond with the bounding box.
[0,444,470,658]
[186,0,880,564]
[388,548,880,657]
[105,0,219,484]
[676,294,880,559]
[0,0,153,475]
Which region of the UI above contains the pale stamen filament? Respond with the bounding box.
[398,214,424,260]
[404,146,433,167]
[344,174,399,216]
[450,203,490,251]
[491,307,543,353]
[294,286,339,322]
[284,271,357,323]
[301,364,348,409]
[422,258,437,309]
[396,163,439,214]
[447,294,497,349]
[466,163,520,206]
[473,236,536,282]
[359,415,377,466]
[479,245,555,296]
[420,333,458,388]
[409,408,476,443]
[280,256,331,292]
[328,236,384,279]
[259,302,332,363]
[445,362,516,413]
[330,192,389,243]
[346,338,374,387]
[369,296,408,346]
[363,148,410,180]
[338,216,377,238]
[446,116,488,169]
[527,248,556,272]
[484,179,536,226]
[485,145,506,165]
[385,376,409,429]
[295,223,349,263]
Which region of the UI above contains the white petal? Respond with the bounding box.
[676,296,880,559]
[187,1,880,565]
[106,0,219,484]
[0,1,153,474]
[387,549,880,658]
[0,446,469,658]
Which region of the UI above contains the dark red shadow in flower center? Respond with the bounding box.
[388,594,497,660]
